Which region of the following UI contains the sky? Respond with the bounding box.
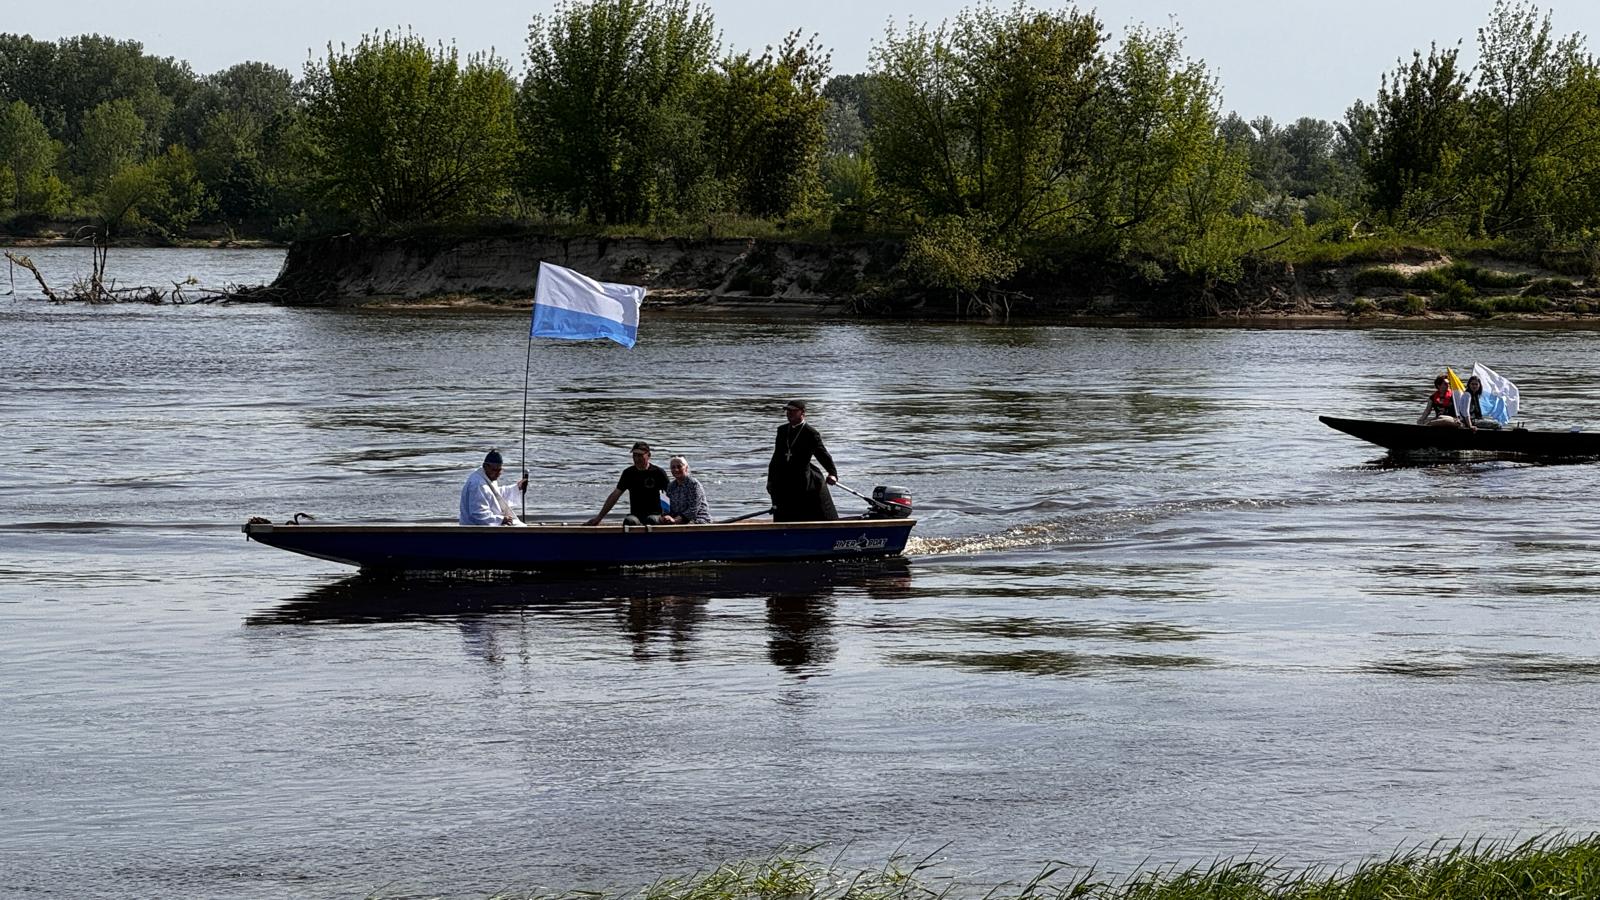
[13,0,1600,123]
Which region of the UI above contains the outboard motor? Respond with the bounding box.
[869,485,913,519]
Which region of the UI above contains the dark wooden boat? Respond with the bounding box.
[242,516,916,573]
[1319,415,1600,457]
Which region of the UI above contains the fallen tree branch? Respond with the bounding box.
[3,251,61,302]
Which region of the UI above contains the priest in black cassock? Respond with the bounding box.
[766,399,838,522]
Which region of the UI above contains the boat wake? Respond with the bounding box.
[908,496,1295,557]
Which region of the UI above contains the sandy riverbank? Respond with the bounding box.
[238,232,1600,324]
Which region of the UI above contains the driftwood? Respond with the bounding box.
[0,251,257,305]
[4,251,60,302]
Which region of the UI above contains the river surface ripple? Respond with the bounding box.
[4,264,1600,897]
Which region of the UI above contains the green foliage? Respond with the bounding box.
[1345,296,1379,317]
[141,144,210,236]
[1367,43,1470,226]
[446,835,1600,900]
[73,99,146,183]
[1523,276,1577,295]
[90,162,159,237]
[1488,293,1548,312]
[1351,266,1411,289]
[0,99,56,211]
[518,0,718,225]
[1098,25,1246,262]
[1439,259,1527,289]
[0,33,176,147]
[1388,293,1430,315]
[1468,0,1600,241]
[1407,266,1458,293]
[869,4,1106,231]
[180,63,305,228]
[1440,278,1477,308]
[869,5,1248,280]
[10,0,1600,282]
[303,30,519,227]
[703,33,831,219]
[902,215,1020,294]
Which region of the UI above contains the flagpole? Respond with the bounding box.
[521,269,539,520]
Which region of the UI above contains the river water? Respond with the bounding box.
[4,250,1600,898]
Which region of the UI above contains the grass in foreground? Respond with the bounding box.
[373,834,1600,900]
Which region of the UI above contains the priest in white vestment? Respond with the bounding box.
[459,449,528,526]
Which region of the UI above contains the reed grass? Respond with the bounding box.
[368,834,1600,900]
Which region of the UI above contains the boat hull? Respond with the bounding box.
[1319,416,1600,457]
[243,518,917,572]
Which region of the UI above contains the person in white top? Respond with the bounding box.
[458,449,529,526]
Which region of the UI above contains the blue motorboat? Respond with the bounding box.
[242,516,917,573]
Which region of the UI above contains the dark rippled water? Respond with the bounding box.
[4,253,1600,898]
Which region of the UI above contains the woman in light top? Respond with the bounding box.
[661,455,712,524]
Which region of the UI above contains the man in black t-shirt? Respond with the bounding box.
[585,441,672,525]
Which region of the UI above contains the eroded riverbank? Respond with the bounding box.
[255,232,1600,324]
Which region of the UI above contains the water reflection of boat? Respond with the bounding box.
[248,558,913,673]
[1320,415,1600,458]
[241,517,917,573]
[247,557,914,626]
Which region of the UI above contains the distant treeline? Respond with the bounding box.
[3,0,1599,293]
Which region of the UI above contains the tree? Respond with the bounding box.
[1329,99,1377,210]
[1366,43,1470,226]
[74,99,147,183]
[869,3,1106,235]
[0,35,59,123]
[0,100,55,210]
[1279,117,1337,196]
[1468,0,1600,239]
[183,63,301,226]
[1088,25,1240,252]
[142,144,210,236]
[822,73,876,132]
[703,32,831,218]
[519,0,718,224]
[23,35,173,147]
[303,31,519,227]
[174,61,296,146]
[902,213,1021,310]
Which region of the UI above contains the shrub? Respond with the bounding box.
[1523,277,1578,297]
[901,215,1020,294]
[1440,279,1476,308]
[1407,267,1456,292]
[1346,297,1379,318]
[1489,295,1548,313]
[1442,261,1527,290]
[1382,294,1433,315]
[1351,266,1411,291]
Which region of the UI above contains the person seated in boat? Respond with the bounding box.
[1417,374,1460,427]
[586,441,671,526]
[459,449,528,526]
[660,455,712,524]
[1463,375,1503,431]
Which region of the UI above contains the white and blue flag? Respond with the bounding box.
[1453,362,1519,424]
[1472,362,1519,424]
[530,261,646,348]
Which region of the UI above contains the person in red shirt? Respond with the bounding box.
[1417,374,1461,427]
